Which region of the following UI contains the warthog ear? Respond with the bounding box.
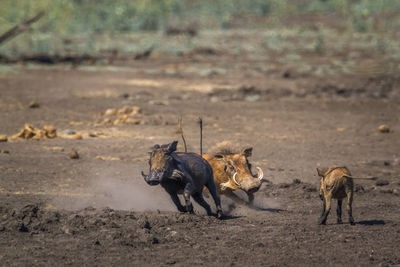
[241,147,253,157]
[152,144,160,151]
[316,168,326,177]
[166,141,178,154]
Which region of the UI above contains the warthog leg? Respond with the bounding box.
[337,199,343,224]
[346,188,355,225]
[192,192,212,216]
[183,183,194,214]
[224,190,248,206]
[247,192,255,204]
[205,179,223,219]
[169,193,186,212]
[318,192,332,225]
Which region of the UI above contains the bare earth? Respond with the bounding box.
[0,53,400,266]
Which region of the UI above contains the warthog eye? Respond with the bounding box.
[224,164,236,175]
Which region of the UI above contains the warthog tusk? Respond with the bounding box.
[232,172,241,187]
[256,167,264,180]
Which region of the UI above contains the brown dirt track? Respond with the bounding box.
[1,54,400,266]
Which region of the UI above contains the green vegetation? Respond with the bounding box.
[0,0,399,58]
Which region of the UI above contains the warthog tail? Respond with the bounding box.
[343,175,377,180]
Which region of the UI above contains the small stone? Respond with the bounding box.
[88,133,97,137]
[282,70,291,78]
[378,125,390,133]
[64,129,76,135]
[245,94,260,102]
[28,101,40,108]
[0,150,10,154]
[68,151,79,159]
[0,135,7,142]
[210,96,219,103]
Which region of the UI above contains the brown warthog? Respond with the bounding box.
[202,142,264,205]
[317,166,376,225]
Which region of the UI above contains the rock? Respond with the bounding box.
[64,129,76,135]
[0,135,7,142]
[378,125,390,133]
[210,96,219,103]
[88,133,97,137]
[282,70,291,78]
[68,151,80,159]
[245,94,260,102]
[0,150,10,154]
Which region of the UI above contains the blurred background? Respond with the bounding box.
[1,0,399,73]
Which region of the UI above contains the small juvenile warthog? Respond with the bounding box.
[317,166,376,225]
[141,140,223,218]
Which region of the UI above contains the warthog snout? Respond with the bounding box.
[142,170,162,186]
[232,167,264,192]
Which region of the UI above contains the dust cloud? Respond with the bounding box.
[51,174,280,215]
[51,175,176,212]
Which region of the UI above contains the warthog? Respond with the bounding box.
[141,140,223,218]
[317,166,376,225]
[202,142,264,205]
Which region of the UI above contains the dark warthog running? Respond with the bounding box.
[141,140,223,218]
[317,166,376,225]
[203,141,265,205]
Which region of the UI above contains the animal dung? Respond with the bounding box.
[95,155,121,161]
[11,124,57,140]
[0,135,7,142]
[73,133,83,140]
[28,101,40,108]
[98,106,142,125]
[378,125,390,133]
[104,108,117,116]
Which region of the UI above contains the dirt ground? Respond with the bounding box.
[1,46,400,266]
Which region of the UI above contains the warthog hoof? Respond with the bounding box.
[337,219,343,224]
[317,217,327,225]
[349,218,355,225]
[216,210,223,219]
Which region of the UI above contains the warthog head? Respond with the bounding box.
[142,141,178,186]
[211,146,264,193]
